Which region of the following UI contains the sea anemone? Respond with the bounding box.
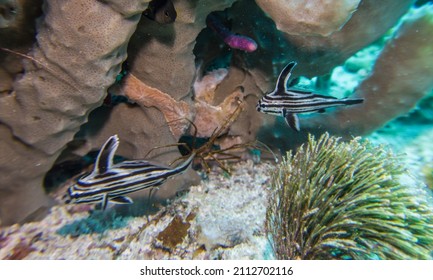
[266,133,433,259]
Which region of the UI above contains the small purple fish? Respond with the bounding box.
[206,14,257,53]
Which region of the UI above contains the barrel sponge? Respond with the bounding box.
[0,0,145,226]
[0,0,145,151]
[256,0,361,36]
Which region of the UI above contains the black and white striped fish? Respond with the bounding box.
[65,135,194,210]
[256,61,364,131]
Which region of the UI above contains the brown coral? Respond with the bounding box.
[0,0,146,226]
[304,4,433,136]
[123,73,192,139]
[256,0,361,36]
[0,0,430,228]
[121,70,245,140]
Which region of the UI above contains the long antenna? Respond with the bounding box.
[1,47,81,92]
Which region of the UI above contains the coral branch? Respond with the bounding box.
[194,88,244,138]
[122,71,245,139]
[122,73,192,139]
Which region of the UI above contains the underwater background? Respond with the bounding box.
[0,0,432,260]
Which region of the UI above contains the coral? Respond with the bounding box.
[266,133,433,260]
[0,0,430,228]
[256,0,361,36]
[127,0,236,101]
[258,4,433,150]
[212,0,412,84]
[122,73,192,139]
[0,0,146,226]
[334,4,433,135]
[0,159,273,260]
[121,69,246,140]
[281,0,414,75]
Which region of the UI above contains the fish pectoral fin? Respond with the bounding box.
[101,194,109,211]
[284,111,300,132]
[110,196,133,205]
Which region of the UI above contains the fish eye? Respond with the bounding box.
[165,11,170,17]
[0,4,17,20]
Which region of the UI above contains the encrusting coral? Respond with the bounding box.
[266,133,433,260]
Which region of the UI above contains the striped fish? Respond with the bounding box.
[65,135,194,210]
[256,61,364,131]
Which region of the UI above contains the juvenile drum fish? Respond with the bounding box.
[65,135,194,210]
[256,61,364,131]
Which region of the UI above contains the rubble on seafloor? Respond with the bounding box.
[1,117,432,260]
[0,160,274,260]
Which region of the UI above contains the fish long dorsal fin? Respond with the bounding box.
[90,135,120,177]
[287,88,313,95]
[275,61,297,94]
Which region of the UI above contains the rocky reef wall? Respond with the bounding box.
[0,0,147,225]
[1,0,432,226]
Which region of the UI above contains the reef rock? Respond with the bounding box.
[0,0,146,226]
[345,4,433,135]
[258,4,433,149]
[283,0,415,76]
[127,0,236,101]
[256,0,361,36]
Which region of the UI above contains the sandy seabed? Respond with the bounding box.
[0,160,275,260]
[1,121,432,260]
